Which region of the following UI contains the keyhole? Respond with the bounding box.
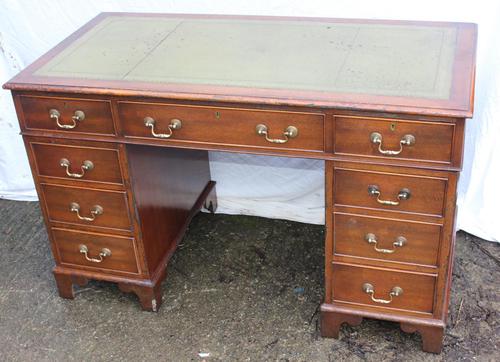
[215,111,221,119]
[390,123,396,131]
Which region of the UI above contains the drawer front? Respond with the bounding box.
[334,213,441,267]
[332,263,436,314]
[31,141,123,185]
[53,228,138,274]
[334,168,447,216]
[334,116,454,163]
[20,96,115,135]
[41,184,131,231]
[118,102,325,152]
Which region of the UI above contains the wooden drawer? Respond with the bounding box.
[52,228,139,274]
[331,263,436,314]
[20,96,115,135]
[334,166,447,216]
[41,184,132,231]
[30,140,123,185]
[334,213,442,267]
[334,115,455,164]
[118,102,325,152]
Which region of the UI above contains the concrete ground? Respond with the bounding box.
[0,199,498,361]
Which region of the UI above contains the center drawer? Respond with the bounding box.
[118,102,325,152]
[41,183,132,231]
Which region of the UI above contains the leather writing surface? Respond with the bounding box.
[35,16,457,100]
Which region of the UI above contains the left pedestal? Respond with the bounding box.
[23,133,215,311]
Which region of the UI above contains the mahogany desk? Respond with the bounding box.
[3,13,476,353]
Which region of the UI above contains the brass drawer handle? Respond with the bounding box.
[144,117,182,138]
[365,233,407,254]
[59,158,94,178]
[256,124,298,144]
[79,244,111,263]
[362,283,403,304]
[370,132,415,155]
[70,202,103,221]
[368,185,411,206]
[50,109,85,129]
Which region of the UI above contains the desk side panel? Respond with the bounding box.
[125,144,212,275]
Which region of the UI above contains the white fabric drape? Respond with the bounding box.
[1,0,498,241]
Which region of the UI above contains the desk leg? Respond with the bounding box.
[203,184,218,213]
[118,272,166,313]
[400,322,444,353]
[53,270,89,299]
[320,306,363,338]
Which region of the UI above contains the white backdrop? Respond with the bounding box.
[1,0,499,242]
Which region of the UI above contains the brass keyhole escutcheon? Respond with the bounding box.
[215,111,221,119]
[390,123,396,131]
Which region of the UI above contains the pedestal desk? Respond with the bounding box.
[3,13,476,353]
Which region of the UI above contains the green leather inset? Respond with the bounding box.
[35,16,457,99]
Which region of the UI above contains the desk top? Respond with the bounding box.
[4,13,477,117]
